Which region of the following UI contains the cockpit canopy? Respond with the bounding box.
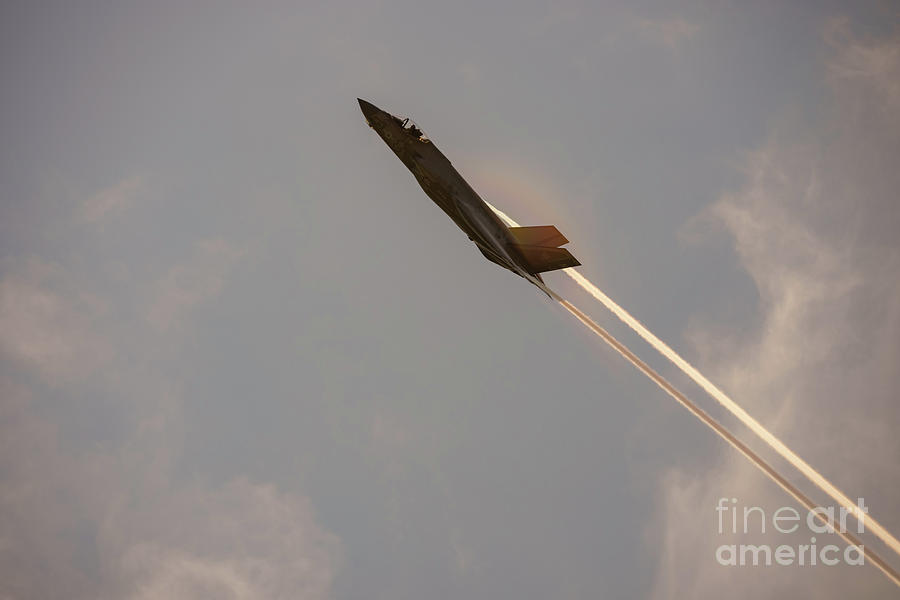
[391,115,428,141]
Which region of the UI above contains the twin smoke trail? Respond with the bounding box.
[487,202,900,588]
[561,266,900,559]
[559,298,900,587]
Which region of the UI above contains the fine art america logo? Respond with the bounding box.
[715,497,868,567]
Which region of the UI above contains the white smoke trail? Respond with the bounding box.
[557,298,900,588]
[487,201,900,560]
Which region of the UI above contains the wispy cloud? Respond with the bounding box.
[0,376,341,599]
[0,257,112,383]
[825,17,900,115]
[79,175,145,224]
[1,228,336,598]
[110,479,341,600]
[650,22,900,599]
[146,239,246,332]
[0,258,340,599]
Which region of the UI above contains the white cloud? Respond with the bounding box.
[146,239,245,331]
[649,23,900,599]
[0,237,337,599]
[80,175,145,224]
[826,17,900,117]
[0,257,113,383]
[109,479,341,600]
[0,382,340,599]
[0,342,339,600]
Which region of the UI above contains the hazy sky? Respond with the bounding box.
[1,2,899,599]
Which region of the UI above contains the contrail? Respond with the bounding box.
[487,202,900,560]
[556,298,900,587]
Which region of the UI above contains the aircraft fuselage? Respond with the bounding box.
[359,99,572,297]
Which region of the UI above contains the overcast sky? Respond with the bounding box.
[2,2,899,599]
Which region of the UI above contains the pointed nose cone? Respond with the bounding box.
[357,98,380,121]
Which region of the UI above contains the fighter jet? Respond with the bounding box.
[358,98,579,298]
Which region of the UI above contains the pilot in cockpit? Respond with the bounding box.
[395,116,424,140]
[406,123,423,139]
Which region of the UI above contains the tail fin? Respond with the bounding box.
[508,225,568,247]
[508,225,580,273]
[513,244,581,273]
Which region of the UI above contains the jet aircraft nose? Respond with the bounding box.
[357,98,381,121]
